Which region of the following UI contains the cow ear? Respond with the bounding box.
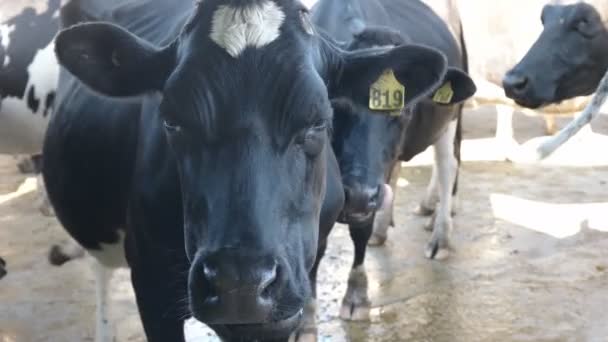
[430,67,477,106]
[540,5,559,26]
[55,22,176,97]
[330,44,448,107]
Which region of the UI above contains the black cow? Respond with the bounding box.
[43,0,450,341]
[310,0,475,321]
[504,1,608,108]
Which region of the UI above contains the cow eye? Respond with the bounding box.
[575,18,594,38]
[163,116,182,133]
[300,120,327,157]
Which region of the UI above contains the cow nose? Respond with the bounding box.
[193,251,279,325]
[344,184,382,215]
[503,71,529,95]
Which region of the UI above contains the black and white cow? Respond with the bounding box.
[0,0,60,154]
[503,1,608,108]
[0,0,65,216]
[310,0,476,321]
[43,0,451,341]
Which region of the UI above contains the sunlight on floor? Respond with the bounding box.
[490,193,608,239]
[0,177,36,205]
[404,133,608,167]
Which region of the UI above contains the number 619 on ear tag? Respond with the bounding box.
[369,69,405,113]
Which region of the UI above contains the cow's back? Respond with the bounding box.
[313,0,463,67]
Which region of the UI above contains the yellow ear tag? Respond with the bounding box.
[432,82,454,104]
[369,69,405,112]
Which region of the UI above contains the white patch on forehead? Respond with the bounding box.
[210,0,285,58]
[0,24,15,67]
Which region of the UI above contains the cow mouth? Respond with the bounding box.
[340,212,374,223]
[338,184,392,225]
[211,309,303,340]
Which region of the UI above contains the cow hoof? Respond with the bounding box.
[367,232,387,246]
[48,243,85,266]
[425,242,450,260]
[340,301,371,321]
[425,229,451,260]
[39,202,55,217]
[0,257,6,279]
[414,203,435,216]
[49,245,72,266]
[339,266,371,321]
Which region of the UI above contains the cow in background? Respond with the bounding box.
[0,0,64,215]
[504,1,608,108]
[458,0,608,159]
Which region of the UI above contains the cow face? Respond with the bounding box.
[332,28,476,223]
[504,3,608,108]
[53,0,448,339]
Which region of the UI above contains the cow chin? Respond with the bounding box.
[209,311,304,341]
[513,97,546,110]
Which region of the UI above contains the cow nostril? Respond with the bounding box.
[513,76,528,91]
[259,264,278,298]
[202,264,219,298]
[504,73,529,93]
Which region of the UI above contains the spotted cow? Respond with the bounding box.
[310,0,476,321]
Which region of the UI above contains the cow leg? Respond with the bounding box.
[369,163,400,246]
[415,159,439,216]
[289,238,328,342]
[417,158,457,226]
[48,239,86,266]
[416,110,461,219]
[543,114,557,135]
[495,104,520,161]
[340,222,372,321]
[425,120,458,260]
[93,261,115,342]
[129,232,187,342]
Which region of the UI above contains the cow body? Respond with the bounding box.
[43,0,450,340]
[311,0,476,321]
